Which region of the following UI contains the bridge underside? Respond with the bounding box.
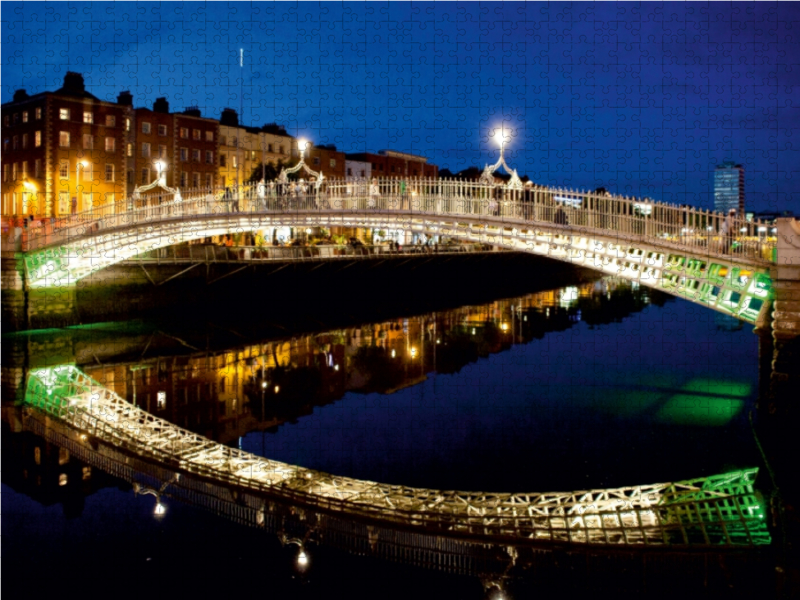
[24,211,772,324]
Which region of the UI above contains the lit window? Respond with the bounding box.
[22,161,28,177]
[106,115,116,127]
[125,118,131,131]
[180,127,189,139]
[205,131,213,142]
[12,163,17,181]
[83,111,93,124]
[59,447,69,465]
[157,391,166,408]
[127,143,133,157]
[59,161,68,178]
[35,131,42,147]
[59,474,68,486]
[232,156,238,168]
[59,131,70,147]
[60,108,70,120]
[105,137,115,152]
[158,124,168,136]
[105,164,114,182]
[330,158,336,168]
[193,129,201,140]
[22,111,28,123]
[35,107,42,119]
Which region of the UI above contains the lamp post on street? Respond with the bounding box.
[74,160,88,214]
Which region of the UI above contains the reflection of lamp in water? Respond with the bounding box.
[297,549,309,569]
[501,322,509,331]
[410,347,417,358]
[391,349,396,358]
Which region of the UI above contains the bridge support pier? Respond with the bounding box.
[770,218,800,414]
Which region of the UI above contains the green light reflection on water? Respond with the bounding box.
[655,378,750,426]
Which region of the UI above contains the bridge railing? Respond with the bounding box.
[21,178,777,264]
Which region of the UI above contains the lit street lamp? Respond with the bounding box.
[75,160,88,214]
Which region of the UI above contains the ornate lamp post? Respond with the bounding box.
[132,160,182,203]
[277,139,325,192]
[480,126,523,190]
[74,160,88,214]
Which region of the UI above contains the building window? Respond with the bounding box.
[35,131,42,147]
[82,192,93,210]
[83,111,93,124]
[180,147,188,162]
[158,145,167,159]
[205,173,213,187]
[142,122,151,134]
[2,164,7,182]
[360,170,365,177]
[232,155,238,169]
[59,161,68,178]
[220,135,227,146]
[192,173,200,187]
[12,164,17,181]
[22,133,28,149]
[231,137,238,147]
[141,168,150,184]
[59,192,69,214]
[34,159,41,178]
[125,118,131,131]
[35,107,42,120]
[279,145,284,155]
[60,108,70,120]
[141,142,151,158]
[59,132,70,147]
[106,115,116,127]
[180,127,189,139]
[13,136,18,150]
[205,150,213,164]
[22,161,28,178]
[22,111,28,123]
[313,157,320,166]
[105,137,115,152]
[180,172,188,187]
[219,154,227,167]
[83,134,94,150]
[347,168,352,176]
[105,164,115,182]
[330,159,336,168]
[127,143,133,157]
[2,139,7,152]
[193,129,201,140]
[268,143,273,153]
[192,149,200,162]
[205,131,214,142]
[82,163,92,181]
[158,124,168,136]
[13,113,19,124]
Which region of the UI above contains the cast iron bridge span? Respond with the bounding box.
[21,179,776,324]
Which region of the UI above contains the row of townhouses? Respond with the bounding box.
[1,72,438,218]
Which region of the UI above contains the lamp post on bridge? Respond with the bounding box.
[277,138,325,195]
[132,160,182,206]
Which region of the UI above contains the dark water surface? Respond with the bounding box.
[2,264,767,597]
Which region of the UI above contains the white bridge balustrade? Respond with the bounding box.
[17,178,778,325]
[25,365,771,550]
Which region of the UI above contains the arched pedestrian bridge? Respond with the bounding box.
[21,179,777,324]
[25,364,769,550]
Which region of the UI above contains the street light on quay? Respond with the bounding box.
[75,160,88,211]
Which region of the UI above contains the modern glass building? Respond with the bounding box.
[714,161,745,215]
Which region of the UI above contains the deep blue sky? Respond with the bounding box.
[3,1,799,212]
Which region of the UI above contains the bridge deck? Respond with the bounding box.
[24,365,770,549]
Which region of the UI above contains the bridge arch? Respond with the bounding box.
[22,182,775,324]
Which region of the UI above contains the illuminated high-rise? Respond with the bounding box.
[714,161,745,215]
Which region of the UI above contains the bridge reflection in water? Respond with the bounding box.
[23,363,769,552]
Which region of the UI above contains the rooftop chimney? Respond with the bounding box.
[117,91,133,106]
[62,72,86,94]
[153,97,170,114]
[220,108,239,127]
[13,89,29,102]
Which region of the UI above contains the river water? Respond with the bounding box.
[2,263,769,597]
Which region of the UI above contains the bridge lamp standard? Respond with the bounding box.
[75,160,88,207]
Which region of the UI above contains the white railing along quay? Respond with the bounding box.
[19,178,777,264]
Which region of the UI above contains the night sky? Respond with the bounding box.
[2,1,799,212]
